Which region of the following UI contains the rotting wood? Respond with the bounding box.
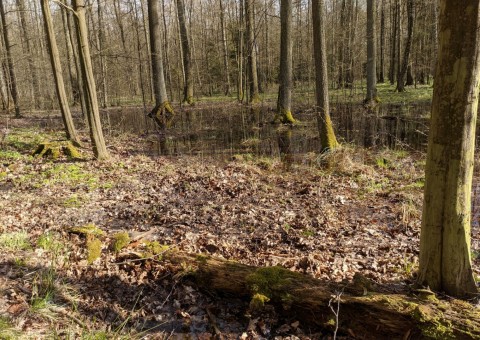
[164,252,480,339]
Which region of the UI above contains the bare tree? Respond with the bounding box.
[176,0,194,105]
[41,0,80,146]
[73,0,109,159]
[365,0,377,103]
[245,0,259,103]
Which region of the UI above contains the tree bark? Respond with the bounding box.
[312,0,338,152]
[147,0,174,128]
[176,0,194,105]
[378,0,385,83]
[245,0,260,103]
[274,0,294,124]
[41,0,81,147]
[396,0,413,92]
[237,0,244,102]
[96,0,108,108]
[16,0,40,109]
[418,0,479,298]
[166,253,480,339]
[365,0,377,103]
[219,0,231,96]
[0,1,20,117]
[73,0,109,160]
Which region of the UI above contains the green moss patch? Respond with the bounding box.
[70,224,104,237]
[86,237,102,264]
[112,232,130,252]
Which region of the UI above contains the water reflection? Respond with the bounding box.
[100,102,430,160]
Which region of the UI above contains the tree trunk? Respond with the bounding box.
[378,0,385,83]
[41,0,81,147]
[0,1,20,117]
[176,0,194,105]
[418,0,479,298]
[245,0,260,103]
[237,0,244,102]
[16,0,40,109]
[96,0,108,108]
[365,0,377,103]
[73,0,109,160]
[60,3,79,105]
[219,0,231,96]
[166,252,480,339]
[312,0,338,152]
[274,0,294,124]
[396,0,413,92]
[147,0,174,128]
[388,0,397,85]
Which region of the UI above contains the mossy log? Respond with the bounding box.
[32,141,81,159]
[167,253,480,339]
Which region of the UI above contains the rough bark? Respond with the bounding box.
[0,1,20,117]
[96,0,108,108]
[418,0,479,298]
[41,0,80,147]
[237,0,244,102]
[365,0,377,103]
[73,0,109,160]
[312,0,338,152]
[378,0,385,83]
[167,253,480,339]
[245,0,259,103]
[274,0,295,124]
[176,0,194,105]
[147,0,174,128]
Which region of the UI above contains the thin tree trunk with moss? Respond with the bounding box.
[418,0,479,299]
[396,0,413,92]
[73,0,109,160]
[365,0,377,103]
[245,0,259,103]
[41,0,80,147]
[147,0,174,128]
[0,1,20,117]
[312,0,338,152]
[275,0,295,124]
[176,0,193,105]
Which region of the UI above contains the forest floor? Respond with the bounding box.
[0,112,479,339]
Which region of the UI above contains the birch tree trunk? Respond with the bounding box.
[73,0,109,160]
[41,0,81,147]
[312,0,338,152]
[418,0,479,298]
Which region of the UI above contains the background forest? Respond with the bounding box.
[1,0,480,339]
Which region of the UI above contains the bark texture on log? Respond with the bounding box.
[167,253,480,339]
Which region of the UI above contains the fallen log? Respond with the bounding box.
[166,253,480,339]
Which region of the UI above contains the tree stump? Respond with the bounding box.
[32,141,81,160]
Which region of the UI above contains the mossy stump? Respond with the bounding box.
[33,141,81,160]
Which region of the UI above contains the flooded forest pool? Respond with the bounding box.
[100,102,431,160]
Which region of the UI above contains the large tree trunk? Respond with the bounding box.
[274,0,294,124]
[73,0,109,160]
[41,0,81,147]
[166,253,480,339]
[147,0,174,128]
[418,0,479,298]
[312,0,338,152]
[396,0,414,92]
[365,0,377,102]
[245,0,260,103]
[176,0,194,105]
[0,1,20,117]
